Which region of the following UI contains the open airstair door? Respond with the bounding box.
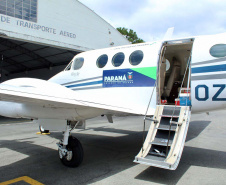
[134,105,190,170]
[134,39,193,170]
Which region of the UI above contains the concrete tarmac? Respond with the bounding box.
[0,110,225,185]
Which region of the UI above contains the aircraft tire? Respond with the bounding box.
[39,125,49,134]
[59,136,84,167]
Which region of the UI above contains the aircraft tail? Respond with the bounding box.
[163,27,174,40]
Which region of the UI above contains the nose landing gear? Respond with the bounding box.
[39,125,49,134]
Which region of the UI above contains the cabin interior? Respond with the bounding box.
[158,39,194,105]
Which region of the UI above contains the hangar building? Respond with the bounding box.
[0,0,129,82]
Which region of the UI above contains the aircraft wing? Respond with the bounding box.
[0,78,151,120]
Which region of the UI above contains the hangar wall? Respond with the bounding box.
[0,0,130,81]
[0,0,129,51]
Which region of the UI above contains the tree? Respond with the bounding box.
[117,27,144,44]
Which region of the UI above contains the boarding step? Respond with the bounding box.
[157,124,177,131]
[148,144,169,157]
[135,156,172,169]
[134,105,191,170]
[160,106,181,117]
[155,129,175,140]
[150,138,173,146]
[145,155,165,161]
[160,117,178,124]
[159,115,179,118]
[162,106,181,115]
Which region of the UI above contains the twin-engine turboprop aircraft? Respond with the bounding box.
[0,31,225,169]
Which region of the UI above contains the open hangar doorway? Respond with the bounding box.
[0,36,80,83]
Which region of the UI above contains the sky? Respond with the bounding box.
[79,0,226,42]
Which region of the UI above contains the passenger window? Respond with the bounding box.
[210,44,226,58]
[129,50,144,66]
[112,52,125,67]
[73,57,84,70]
[97,54,108,68]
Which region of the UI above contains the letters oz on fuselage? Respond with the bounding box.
[195,84,226,101]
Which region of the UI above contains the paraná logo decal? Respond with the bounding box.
[127,72,133,80]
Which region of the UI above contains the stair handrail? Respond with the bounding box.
[178,55,191,101]
[142,80,157,154]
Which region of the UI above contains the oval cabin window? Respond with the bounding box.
[210,44,226,58]
[97,54,108,68]
[129,50,144,66]
[112,52,125,67]
[73,57,84,70]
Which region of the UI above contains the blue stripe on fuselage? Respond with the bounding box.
[65,80,102,88]
[192,64,226,74]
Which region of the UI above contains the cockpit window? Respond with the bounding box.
[210,44,226,58]
[73,57,84,70]
[112,52,125,67]
[97,54,108,68]
[129,50,144,66]
[64,60,72,71]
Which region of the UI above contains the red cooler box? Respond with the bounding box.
[175,98,180,106]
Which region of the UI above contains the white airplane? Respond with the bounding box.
[0,31,225,170]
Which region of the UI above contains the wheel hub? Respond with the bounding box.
[66,150,73,161]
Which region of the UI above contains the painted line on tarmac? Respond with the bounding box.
[0,176,44,185]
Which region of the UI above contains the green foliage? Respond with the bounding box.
[117,27,144,44]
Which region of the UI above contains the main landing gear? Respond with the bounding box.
[57,121,84,167]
